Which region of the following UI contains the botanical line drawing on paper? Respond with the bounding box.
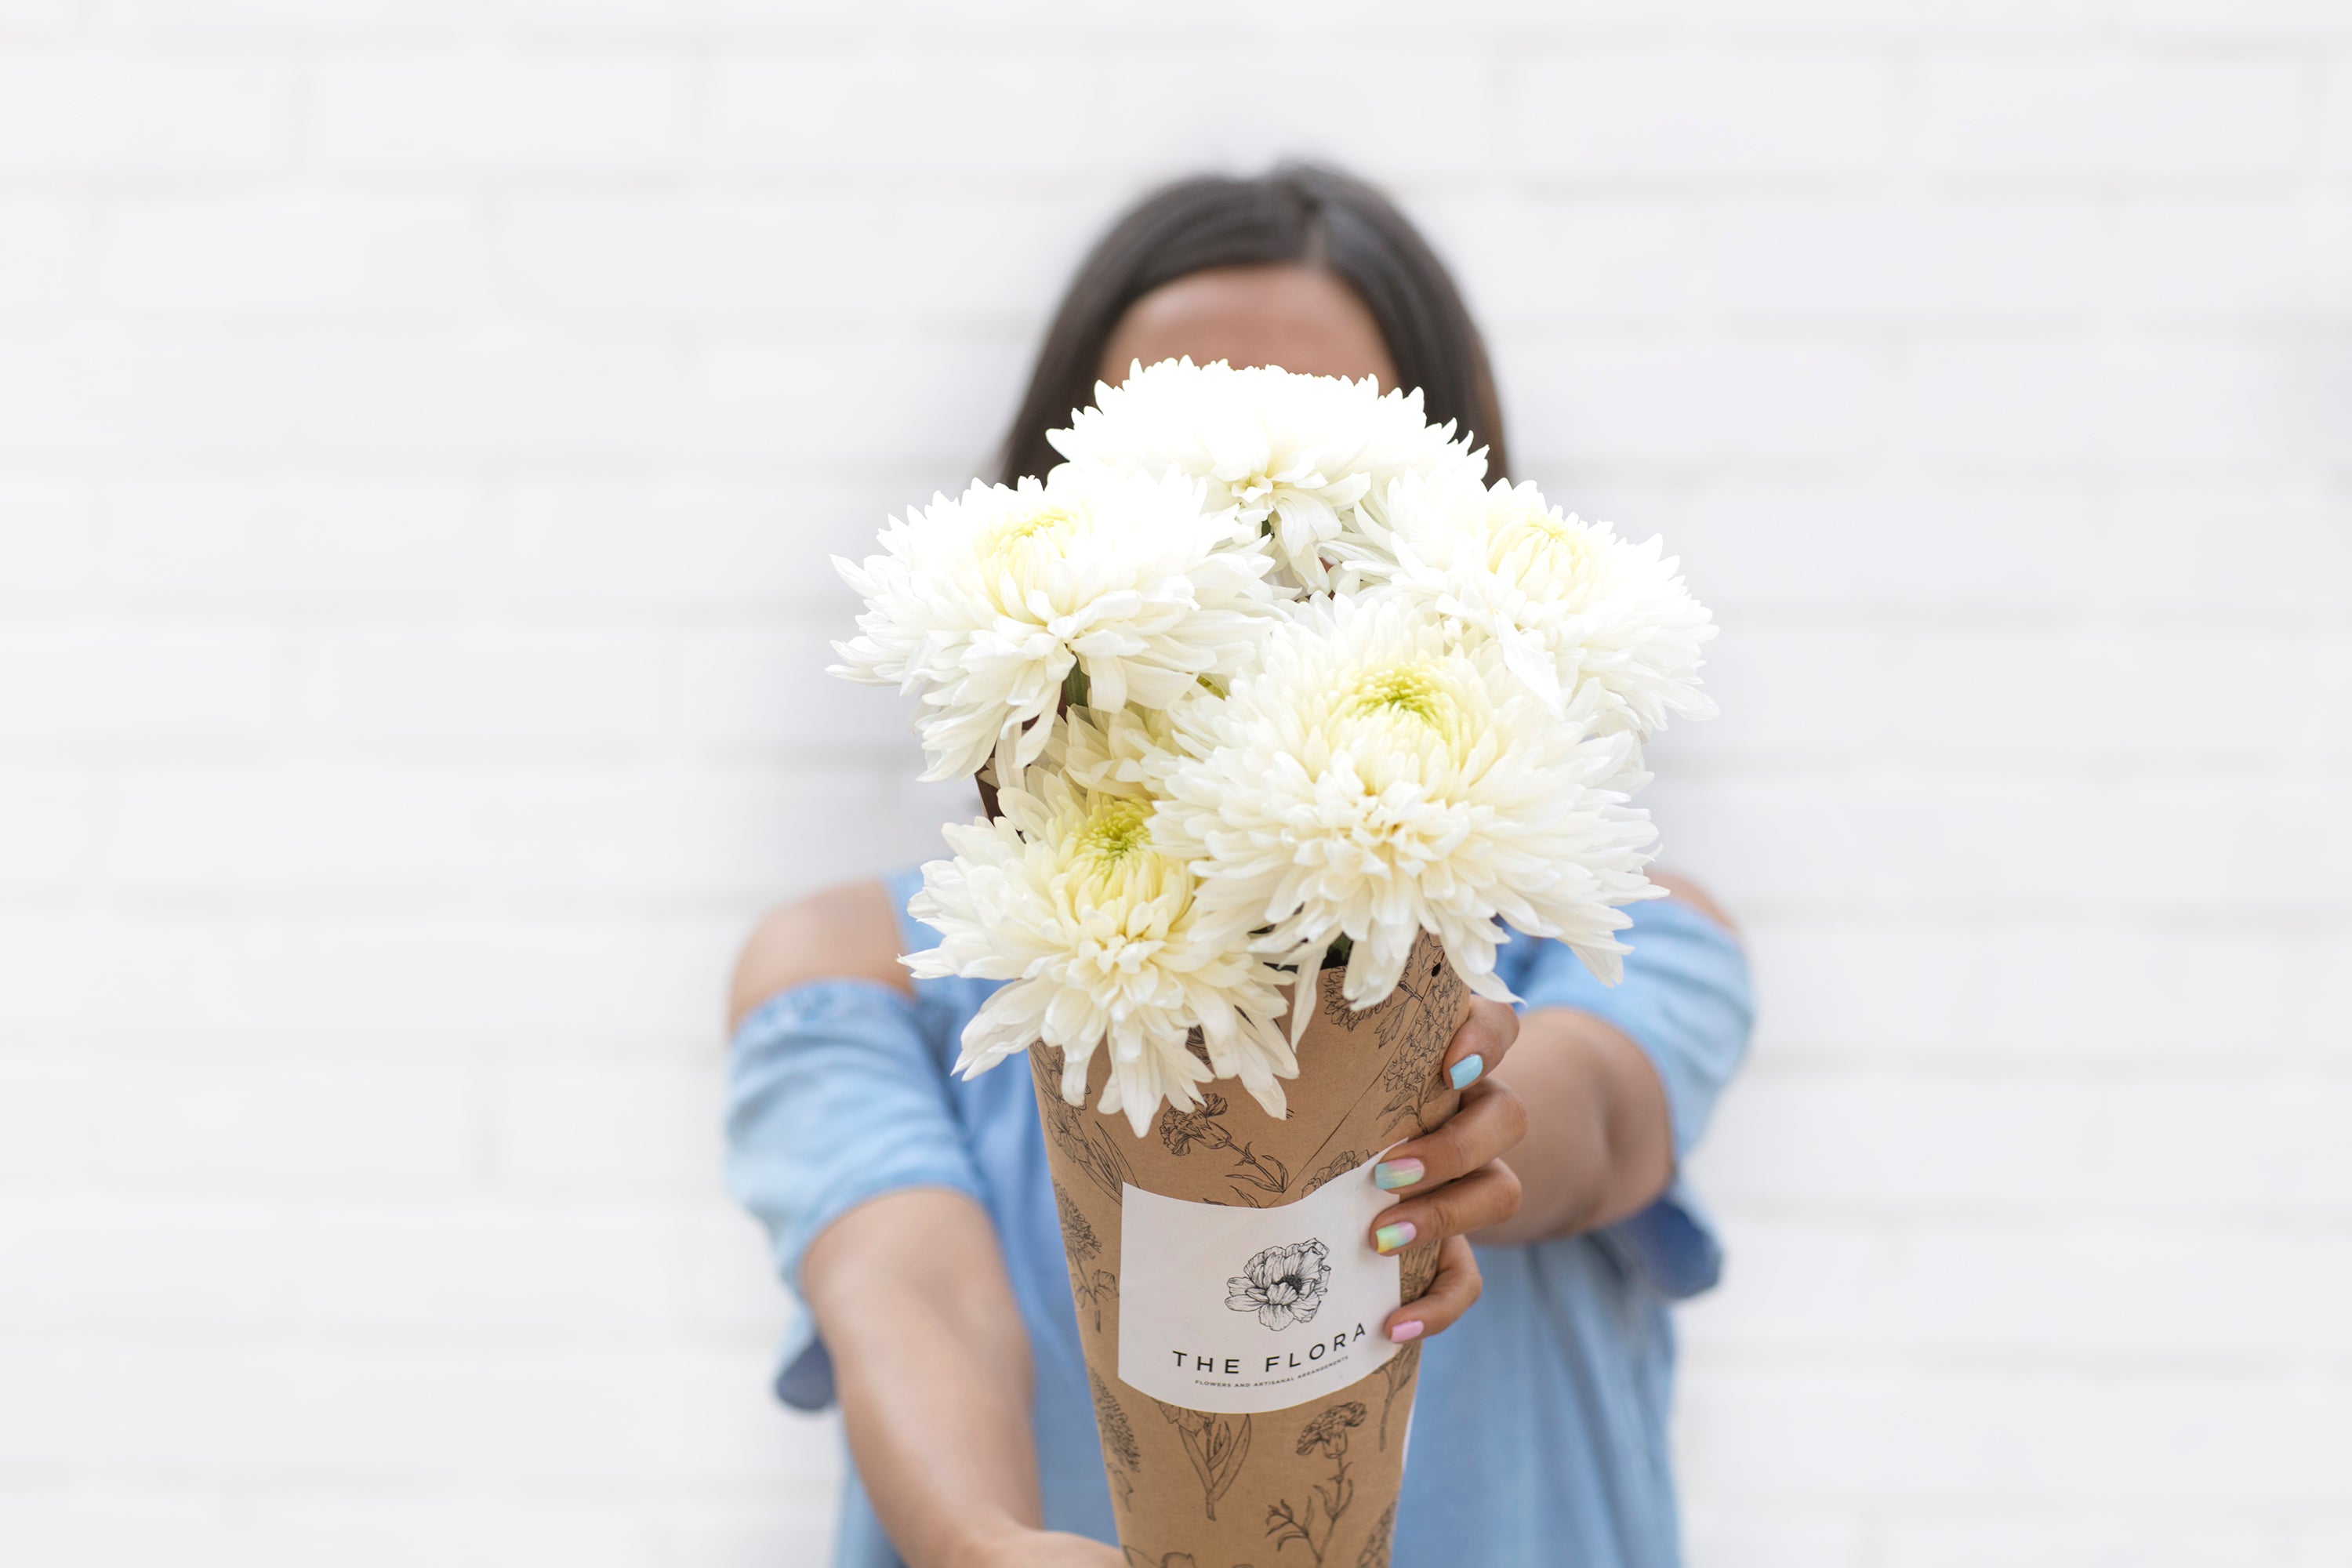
[1301,1149,1365,1196]
[1326,942,1456,1049]
[1156,1402,1252,1522]
[1226,1239,1333,1330]
[1032,1048,1137,1202]
[1091,1370,1139,1512]
[1356,1501,1395,1568]
[1054,1181,1096,1258]
[1371,952,1464,1135]
[1373,1342,1419,1453]
[1054,1181,1118,1333]
[1159,1093,1290,1205]
[1399,1238,1441,1303]
[1265,1400,1367,1563]
[1069,1264,1117,1333]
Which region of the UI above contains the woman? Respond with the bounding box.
[726,165,1752,1568]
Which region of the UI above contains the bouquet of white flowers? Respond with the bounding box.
[832,358,1713,1566]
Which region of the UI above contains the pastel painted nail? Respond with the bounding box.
[1449,1054,1484,1091]
[1375,1221,1416,1254]
[1373,1157,1425,1191]
[1388,1319,1425,1345]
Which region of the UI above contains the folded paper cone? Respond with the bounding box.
[1032,933,1472,1568]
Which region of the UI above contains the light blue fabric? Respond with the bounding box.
[724,871,1753,1568]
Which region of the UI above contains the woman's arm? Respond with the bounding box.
[1474,872,1737,1247]
[728,880,1530,1558]
[728,880,913,1029]
[1470,1007,1672,1244]
[731,885,1120,1566]
[803,1191,1121,1568]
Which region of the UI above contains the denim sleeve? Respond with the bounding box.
[724,978,987,1409]
[1508,898,1755,1299]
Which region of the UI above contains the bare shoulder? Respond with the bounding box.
[728,878,913,1033]
[1646,868,1739,935]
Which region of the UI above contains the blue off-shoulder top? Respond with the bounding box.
[726,869,1753,1568]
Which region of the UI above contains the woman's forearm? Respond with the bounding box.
[1475,1007,1675,1247]
[803,1189,1046,1568]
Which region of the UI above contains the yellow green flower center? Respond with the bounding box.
[1488,510,1592,587]
[1062,794,1185,930]
[1076,797,1152,867]
[1352,663,1450,727]
[980,503,1081,576]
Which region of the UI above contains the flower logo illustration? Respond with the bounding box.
[1226,1238,1332,1330]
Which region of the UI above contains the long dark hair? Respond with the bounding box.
[996,164,1508,486]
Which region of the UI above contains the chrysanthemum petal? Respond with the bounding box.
[903,735,1299,1131]
[831,466,1280,781]
[1048,358,1486,596]
[1154,594,1661,1011]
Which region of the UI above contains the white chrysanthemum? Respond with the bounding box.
[1337,474,1718,738]
[1048,358,1486,595]
[1154,594,1660,1018]
[1032,701,1182,800]
[905,767,1300,1136]
[829,466,1279,782]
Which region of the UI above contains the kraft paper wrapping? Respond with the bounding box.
[1031,933,1472,1568]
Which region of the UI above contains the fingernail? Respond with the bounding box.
[1375,1221,1416,1254]
[1388,1319,1425,1344]
[1373,1157,1425,1191]
[1449,1054,1484,1091]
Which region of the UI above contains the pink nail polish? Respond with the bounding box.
[1388,1319,1425,1344]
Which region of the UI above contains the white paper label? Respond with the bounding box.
[1116,1160,1400,1414]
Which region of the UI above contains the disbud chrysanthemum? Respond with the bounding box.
[1338,474,1717,737]
[829,466,1278,782]
[1155,595,1660,1017]
[1049,358,1486,594]
[904,765,1299,1135]
[1029,701,1181,802]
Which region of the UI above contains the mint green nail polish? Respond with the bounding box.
[1375,1221,1415,1254]
[1374,1157,1425,1191]
[1450,1054,1483,1091]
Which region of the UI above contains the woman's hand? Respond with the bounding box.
[1367,997,1528,1345]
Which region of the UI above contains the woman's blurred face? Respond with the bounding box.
[1099,264,1398,388]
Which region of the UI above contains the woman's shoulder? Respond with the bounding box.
[728,878,914,1033]
[1642,869,1737,936]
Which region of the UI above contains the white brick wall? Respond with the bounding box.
[1,5,2345,1564]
